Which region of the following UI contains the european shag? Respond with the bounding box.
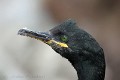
[18,19,106,80]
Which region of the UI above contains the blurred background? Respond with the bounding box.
[0,0,120,80]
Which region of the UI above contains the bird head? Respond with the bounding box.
[18,20,103,61]
[18,19,106,80]
[18,20,78,56]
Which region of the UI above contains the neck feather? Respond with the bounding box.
[64,52,106,80]
[61,48,105,80]
[73,61,105,80]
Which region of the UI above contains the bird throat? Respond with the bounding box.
[73,62,105,80]
[65,53,105,80]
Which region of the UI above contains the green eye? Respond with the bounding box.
[60,35,68,42]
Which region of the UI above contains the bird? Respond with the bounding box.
[18,19,106,80]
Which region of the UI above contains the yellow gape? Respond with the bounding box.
[47,40,68,48]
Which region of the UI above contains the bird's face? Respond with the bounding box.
[18,28,77,56]
[48,27,81,56]
[18,19,102,61]
[18,20,82,58]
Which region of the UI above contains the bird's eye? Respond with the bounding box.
[60,35,68,42]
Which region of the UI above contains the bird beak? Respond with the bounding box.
[18,28,68,48]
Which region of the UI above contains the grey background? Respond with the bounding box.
[0,0,120,80]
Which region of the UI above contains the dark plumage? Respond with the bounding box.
[18,19,106,80]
